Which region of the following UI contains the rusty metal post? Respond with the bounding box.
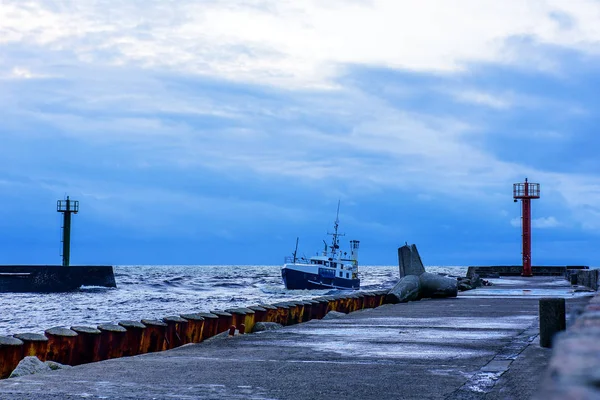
[70,326,101,364]
[248,306,267,324]
[294,301,306,323]
[356,293,365,310]
[44,327,78,365]
[118,320,145,356]
[321,296,336,313]
[163,316,188,350]
[283,302,301,325]
[139,319,167,353]
[340,295,352,313]
[210,310,233,334]
[270,303,290,325]
[363,292,376,309]
[0,336,24,379]
[311,298,328,319]
[324,296,337,312]
[300,301,312,322]
[195,313,218,341]
[224,308,244,330]
[226,308,256,333]
[97,324,128,360]
[240,308,256,333]
[304,299,319,320]
[118,320,146,357]
[302,300,316,321]
[258,304,279,322]
[278,302,297,325]
[13,333,48,361]
[374,290,387,306]
[180,314,205,343]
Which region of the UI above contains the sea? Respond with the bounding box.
[0,265,467,336]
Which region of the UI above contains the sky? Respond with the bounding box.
[0,0,599,267]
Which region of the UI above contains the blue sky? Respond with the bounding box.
[1,1,599,266]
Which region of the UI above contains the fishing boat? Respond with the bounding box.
[281,203,360,290]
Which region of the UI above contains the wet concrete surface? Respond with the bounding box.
[0,277,593,399]
[461,276,595,299]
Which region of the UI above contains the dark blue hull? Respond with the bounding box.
[282,267,359,290]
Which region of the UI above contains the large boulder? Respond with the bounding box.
[9,356,50,378]
[419,272,458,298]
[45,361,72,371]
[470,273,483,288]
[322,311,346,320]
[386,275,421,304]
[252,322,283,333]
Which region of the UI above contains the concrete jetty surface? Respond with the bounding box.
[0,277,593,399]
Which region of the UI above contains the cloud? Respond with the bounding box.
[533,216,561,228]
[451,90,511,109]
[510,216,561,228]
[2,1,600,87]
[2,0,600,241]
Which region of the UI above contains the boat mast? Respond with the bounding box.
[292,237,299,263]
[328,200,344,258]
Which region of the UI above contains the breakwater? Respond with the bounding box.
[536,287,600,398]
[0,290,390,378]
[0,265,116,293]
[0,265,442,335]
[466,265,589,278]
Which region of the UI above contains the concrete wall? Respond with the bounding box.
[466,266,578,278]
[534,292,600,399]
[575,269,599,291]
[0,290,391,379]
[0,266,116,293]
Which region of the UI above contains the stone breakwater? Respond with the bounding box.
[535,289,600,399]
[0,290,390,379]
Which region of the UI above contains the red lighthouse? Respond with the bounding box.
[513,178,540,277]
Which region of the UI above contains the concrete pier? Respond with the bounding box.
[0,276,593,399]
[0,265,116,292]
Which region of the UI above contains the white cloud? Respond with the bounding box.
[0,67,48,80]
[533,216,561,228]
[510,216,561,228]
[1,1,600,87]
[2,1,600,234]
[11,67,33,79]
[452,90,511,109]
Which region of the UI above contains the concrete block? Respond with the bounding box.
[419,272,458,298]
[398,244,425,278]
[385,275,421,304]
[539,298,566,348]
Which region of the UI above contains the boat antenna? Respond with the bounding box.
[328,200,344,258]
[292,237,299,263]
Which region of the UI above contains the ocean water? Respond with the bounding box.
[0,265,466,336]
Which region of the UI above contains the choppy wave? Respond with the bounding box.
[0,265,467,336]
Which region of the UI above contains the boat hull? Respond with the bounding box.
[282,266,359,290]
